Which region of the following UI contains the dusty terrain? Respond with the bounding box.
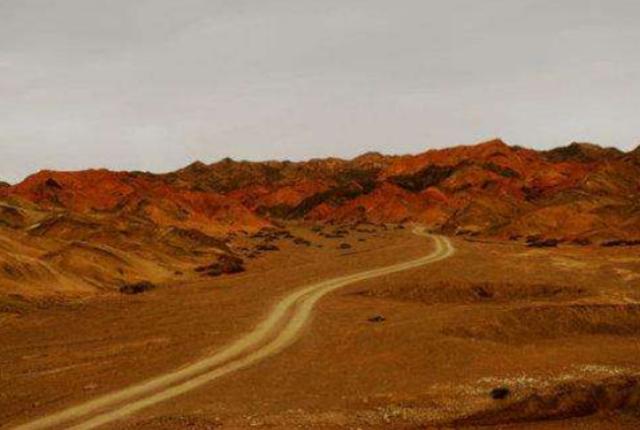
[2,140,640,428]
[2,225,640,429]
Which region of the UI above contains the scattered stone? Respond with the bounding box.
[251,228,293,243]
[490,387,510,400]
[218,254,245,274]
[119,281,156,295]
[471,285,493,299]
[130,415,222,429]
[368,315,386,323]
[339,243,352,250]
[525,234,542,242]
[293,237,311,246]
[198,264,222,277]
[527,238,559,248]
[195,254,245,277]
[257,243,279,252]
[455,226,481,236]
[324,233,345,239]
[601,239,640,247]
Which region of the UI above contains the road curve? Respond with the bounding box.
[13,227,454,430]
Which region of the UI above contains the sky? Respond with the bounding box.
[1,0,639,183]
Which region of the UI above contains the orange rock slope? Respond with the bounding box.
[3,139,640,243]
[4,169,267,235]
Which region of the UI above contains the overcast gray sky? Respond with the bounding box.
[1,0,639,182]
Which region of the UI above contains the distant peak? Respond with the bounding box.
[474,138,510,150]
[183,160,208,171]
[569,141,598,147]
[545,142,622,163]
[352,151,387,162]
[442,138,513,155]
[355,151,384,158]
[567,142,610,151]
[480,138,507,146]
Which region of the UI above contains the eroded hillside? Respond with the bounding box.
[2,139,640,297]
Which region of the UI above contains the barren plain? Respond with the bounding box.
[3,140,640,428]
[2,223,640,429]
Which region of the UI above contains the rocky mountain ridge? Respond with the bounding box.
[3,139,640,242]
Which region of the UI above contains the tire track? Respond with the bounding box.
[13,228,454,430]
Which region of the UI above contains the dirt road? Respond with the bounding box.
[13,228,454,430]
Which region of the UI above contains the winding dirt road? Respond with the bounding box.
[13,228,454,430]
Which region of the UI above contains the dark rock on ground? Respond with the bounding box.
[602,239,640,247]
[527,238,559,248]
[218,254,245,273]
[257,243,279,252]
[490,387,510,400]
[293,237,311,246]
[119,281,156,295]
[472,285,493,299]
[195,254,245,277]
[572,238,592,246]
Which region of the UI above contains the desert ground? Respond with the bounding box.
[4,1,640,427]
[2,224,640,429]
